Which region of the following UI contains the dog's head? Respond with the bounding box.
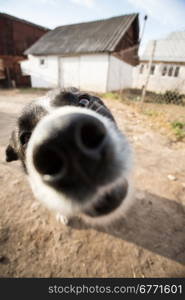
[6,89,132,223]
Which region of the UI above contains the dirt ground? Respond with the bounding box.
[0,89,185,278]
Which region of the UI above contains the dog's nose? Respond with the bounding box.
[32,113,108,186]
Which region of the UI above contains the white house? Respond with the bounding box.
[21,14,139,92]
[133,31,185,94]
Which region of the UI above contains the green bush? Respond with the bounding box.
[171,121,185,140]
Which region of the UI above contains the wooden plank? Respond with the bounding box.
[0,58,5,79]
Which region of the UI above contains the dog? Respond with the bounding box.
[5,88,133,225]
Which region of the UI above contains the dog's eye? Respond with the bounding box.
[79,95,90,107]
[79,99,89,107]
[20,131,31,146]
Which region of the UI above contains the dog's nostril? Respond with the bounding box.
[33,146,64,177]
[79,121,106,150]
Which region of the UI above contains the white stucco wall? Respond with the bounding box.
[59,53,109,92]
[107,55,133,91]
[21,53,134,92]
[20,55,58,88]
[133,62,185,93]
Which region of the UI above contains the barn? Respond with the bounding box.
[133,31,185,94]
[0,12,49,87]
[21,14,139,92]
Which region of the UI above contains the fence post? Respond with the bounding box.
[141,40,156,103]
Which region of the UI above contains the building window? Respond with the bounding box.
[150,64,155,75]
[174,66,180,77]
[162,65,167,76]
[139,64,144,74]
[168,66,173,76]
[39,58,45,66]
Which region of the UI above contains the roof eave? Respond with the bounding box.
[25,50,110,56]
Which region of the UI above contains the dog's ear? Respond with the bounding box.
[5,131,18,162]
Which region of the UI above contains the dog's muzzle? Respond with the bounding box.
[27,107,131,218]
[33,113,111,190]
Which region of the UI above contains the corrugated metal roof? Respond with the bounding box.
[25,14,138,55]
[141,31,185,63]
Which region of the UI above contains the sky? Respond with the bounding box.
[1,0,185,54]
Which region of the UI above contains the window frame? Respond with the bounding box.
[39,58,46,67]
[161,65,167,76]
[168,65,174,77]
[150,64,155,75]
[139,63,144,74]
[174,66,180,77]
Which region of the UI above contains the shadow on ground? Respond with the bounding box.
[69,190,185,266]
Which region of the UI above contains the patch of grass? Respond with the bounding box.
[142,109,161,117]
[106,88,185,106]
[171,121,184,129]
[102,92,120,100]
[170,121,185,140]
[103,89,185,142]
